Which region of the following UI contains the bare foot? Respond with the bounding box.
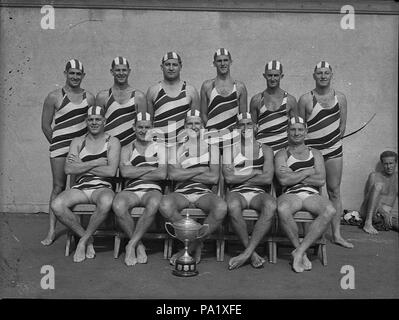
[228,253,250,270]
[194,242,203,264]
[136,243,147,264]
[333,237,355,248]
[169,250,184,266]
[125,240,137,266]
[73,242,86,263]
[362,223,379,235]
[86,237,95,259]
[41,231,55,246]
[291,250,305,273]
[302,253,312,271]
[250,252,265,269]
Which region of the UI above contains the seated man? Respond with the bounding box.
[223,113,276,270]
[275,116,335,273]
[159,110,227,265]
[112,112,167,266]
[51,106,120,263]
[360,150,398,234]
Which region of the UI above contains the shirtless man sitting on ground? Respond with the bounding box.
[360,150,398,234]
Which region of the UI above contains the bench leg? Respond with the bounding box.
[272,241,277,264]
[167,238,173,259]
[65,230,73,256]
[319,244,327,266]
[114,235,121,259]
[267,241,273,263]
[163,238,169,260]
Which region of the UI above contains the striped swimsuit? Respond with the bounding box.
[104,89,136,147]
[49,89,88,158]
[305,91,342,160]
[284,148,319,196]
[72,134,116,192]
[175,148,212,202]
[230,143,267,203]
[123,143,162,193]
[256,91,289,153]
[153,82,190,146]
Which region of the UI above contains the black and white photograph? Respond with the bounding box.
[0,0,398,309]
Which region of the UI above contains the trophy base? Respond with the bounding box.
[173,260,199,277]
[172,269,199,277]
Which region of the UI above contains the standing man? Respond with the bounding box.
[146,52,200,146]
[250,60,297,153]
[275,116,335,273]
[223,113,276,270]
[51,106,121,263]
[112,112,167,266]
[159,110,227,265]
[200,48,247,147]
[41,59,95,245]
[298,61,353,248]
[360,151,398,234]
[96,56,147,147]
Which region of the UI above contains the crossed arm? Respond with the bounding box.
[65,136,121,177]
[274,148,325,187]
[119,143,167,181]
[222,144,274,186]
[168,144,219,185]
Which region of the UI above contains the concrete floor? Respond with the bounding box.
[1,212,398,299]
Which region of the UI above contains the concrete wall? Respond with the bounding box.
[0,6,397,212]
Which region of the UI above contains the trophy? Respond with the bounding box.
[165,213,209,277]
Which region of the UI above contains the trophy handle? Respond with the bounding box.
[165,222,177,238]
[197,224,209,239]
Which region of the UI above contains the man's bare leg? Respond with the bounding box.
[291,195,335,272]
[42,157,67,245]
[195,193,227,264]
[74,188,114,263]
[51,189,90,261]
[229,193,276,270]
[225,192,251,269]
[130,191,162,264]
[277,194,306,272]
[112,191,139,266]
[326,157,354,248]
[361,182,384,234]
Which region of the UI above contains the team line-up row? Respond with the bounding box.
[41,49,397,272]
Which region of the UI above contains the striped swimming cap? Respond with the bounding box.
[237,112,252,121]
[289,116,306,126]
[111,56,130,69]
[265,60,283,73]
[87,106,105,117]
[136,112,152,122]
[314,61,332,71]
[186,109,201,118]
[65,59,84,72]
[213,48,231,60]
[162,52,182,64]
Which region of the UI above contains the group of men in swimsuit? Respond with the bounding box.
[41,48,398,272]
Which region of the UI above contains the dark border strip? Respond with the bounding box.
[0,0,398,15]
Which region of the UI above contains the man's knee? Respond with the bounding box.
[277,201,293,220]
[227,198,242,215]
[326,184,341,200]
[260,198,277,220]
[52,183,66,196]
[324,204,336,219]
[96,193,114,212]
[159,197,175,218]
[211,200,227,221]
[112,197,129,217]
[146,197,161,216]
[51,197,65,216]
